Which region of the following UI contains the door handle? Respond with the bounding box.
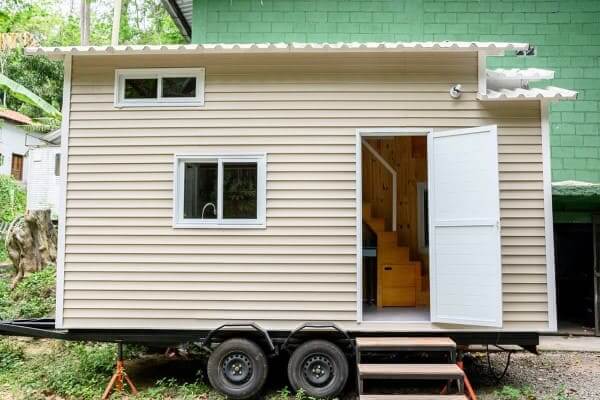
[384,266,392,271]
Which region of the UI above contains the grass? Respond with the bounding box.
[0,338,221,400]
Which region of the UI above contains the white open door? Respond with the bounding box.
[429,125,502,327]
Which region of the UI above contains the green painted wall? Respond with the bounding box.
[191,0,600,183]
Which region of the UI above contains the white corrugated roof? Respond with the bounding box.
[478,87,577,101]
[25,41,529,59]
[487,68,555,81]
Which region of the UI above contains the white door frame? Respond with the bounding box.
[355,128,433,323]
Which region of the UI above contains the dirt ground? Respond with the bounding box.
[471,351,600,399]
[1,338,598,399]
[122,349,599,399]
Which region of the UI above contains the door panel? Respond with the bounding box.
[11,153,23,181]
[429,125,503,327]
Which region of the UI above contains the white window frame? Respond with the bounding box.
[173,153,267,229]
[417,181,429,254]
[114,68,205,107]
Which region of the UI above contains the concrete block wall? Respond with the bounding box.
[192,0,600,182]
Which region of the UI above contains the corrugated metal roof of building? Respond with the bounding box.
[161,0,192,40]
[553,181,600,197]
[25,41,529,59]
[0,109,32,125]
[478,87,577,101]
[487,68,555,81]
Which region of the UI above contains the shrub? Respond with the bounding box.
[0,266,56,320]
[0,175,26,262]
[0,175,26,224]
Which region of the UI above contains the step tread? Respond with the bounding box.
[360,396,467,400]
[359,364,464,379]
[356,337,456,350]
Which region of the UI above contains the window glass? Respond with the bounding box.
[54,153,60,176]
[223,162,258,219]
[124,78,158,99]
[162,77,196,98]
[184,163,218,219]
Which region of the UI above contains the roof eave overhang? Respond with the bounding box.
[477,88,578,102]
[25,42,529,60]
[160,0,191,41]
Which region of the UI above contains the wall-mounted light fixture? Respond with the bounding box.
[450,84,463,99]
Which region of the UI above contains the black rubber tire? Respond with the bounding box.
[207,338,268,399]
[287,340,349,398]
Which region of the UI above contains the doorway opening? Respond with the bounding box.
[554,223,597,335]
[360,134,430,322]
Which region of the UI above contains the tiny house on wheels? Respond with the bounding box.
[15,41,576,398]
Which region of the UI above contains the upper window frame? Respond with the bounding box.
[173,153,267,229]
[114,68,205,108]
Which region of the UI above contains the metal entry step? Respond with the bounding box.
[360,395,468,400]
[358,364,464,380]
[356,336,465,397]
[356,337,457,352]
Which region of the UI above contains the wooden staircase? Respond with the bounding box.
[363,202,429,307]
[356,337,467,399]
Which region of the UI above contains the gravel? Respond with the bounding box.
[467,350,600,399]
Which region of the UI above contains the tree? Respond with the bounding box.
[0,0,184,121]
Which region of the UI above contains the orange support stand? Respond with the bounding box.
[102,343,139,400]
[441,359,478,400]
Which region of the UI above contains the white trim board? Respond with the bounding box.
[541,100,558,332]
[114,68,205,108]
[355,128,434,324]
[172,153,267,229]
[55,54,72,329]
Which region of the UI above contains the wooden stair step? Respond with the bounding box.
[356,337,456,352]
[379,247,410,263]
[360,396,467,400]
[358,364,464,380]
[378,231,397,244]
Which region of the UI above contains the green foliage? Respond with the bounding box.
[0,338,214,400]
[493,385,574,400]
[2,49,64,120]
[0,157,27,263]
[495,385,536,400]
[0,338,25,372]
[136,377,213,400]
[0,341,117,400]
[267,387,317,400]
[0,0,184,121]
[0,266,56,320]
[0,175,26,223]
[0,72,61,118]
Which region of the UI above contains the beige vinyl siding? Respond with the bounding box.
[63,52,548,331]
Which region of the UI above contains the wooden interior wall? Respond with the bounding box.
[362,136,429,273]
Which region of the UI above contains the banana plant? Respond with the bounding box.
[0,73,61,119]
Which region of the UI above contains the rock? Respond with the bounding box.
[5,209,57,288]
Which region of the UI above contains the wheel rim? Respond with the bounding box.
[222,352,253,385]
[302,353,334,387]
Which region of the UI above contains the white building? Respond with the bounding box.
[0,109,43,183]
[26,129,61,219]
